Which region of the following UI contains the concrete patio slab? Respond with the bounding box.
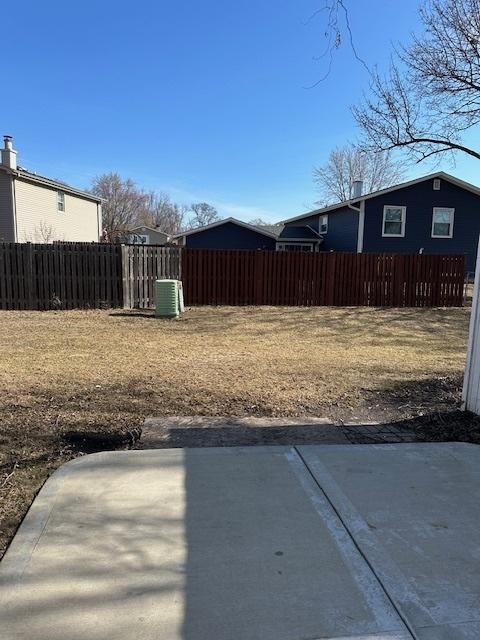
[1,443,478,639]
[298,443,480,639]
[0,447,409,640]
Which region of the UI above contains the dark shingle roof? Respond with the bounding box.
[278,225,322,240]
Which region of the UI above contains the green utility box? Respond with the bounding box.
[155,279,183,318]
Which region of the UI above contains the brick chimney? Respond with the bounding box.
[2,135,17,170]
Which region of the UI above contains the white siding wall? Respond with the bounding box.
[14,179,100,243]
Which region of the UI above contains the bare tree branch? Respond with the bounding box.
[306,0,369,87]
[354,0,480,162]
[187,203,220,228]
[91,173,148,242]
[313,143,405,204]
[138,192,187,235]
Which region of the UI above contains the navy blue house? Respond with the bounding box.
[279,172,480,272]
[173,217,278,250]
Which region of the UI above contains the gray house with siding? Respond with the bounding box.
[0,136,102,243]
[126,225,169,245]
[279,172,480,271]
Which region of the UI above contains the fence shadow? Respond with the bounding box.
[109,310,155,319]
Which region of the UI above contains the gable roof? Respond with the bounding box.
[0,165,102,203]
[173,217,280,240]
[280,172,480,225]
[128,225,169,235]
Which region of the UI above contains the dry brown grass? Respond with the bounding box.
[0,305,471,557]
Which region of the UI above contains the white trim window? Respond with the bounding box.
[276,242,314,252]
[382,205,406,237]
[57,191,65,212]
[432,207,454,238]
[319,214,328,234]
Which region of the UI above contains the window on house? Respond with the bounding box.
[320,215,328,234]
[432,208,454,238]
[382,205,406,237]
[129,234,149,244]
[433,179,441,190]
[57,191,65,212]
[277,243,314,252]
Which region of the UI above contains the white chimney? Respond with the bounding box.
[352,179,363,199]
[2,135,17,170]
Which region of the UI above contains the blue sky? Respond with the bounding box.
[3,0,479,221]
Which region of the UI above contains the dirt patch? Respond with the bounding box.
[0,305,472,558]
[395,410,480,445]
[62,428,142,454]
[359,374,464,422]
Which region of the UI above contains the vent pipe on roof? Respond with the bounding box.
[352,180,363,199]
[2,135,17,170]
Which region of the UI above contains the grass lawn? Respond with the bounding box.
[0,305,472,557]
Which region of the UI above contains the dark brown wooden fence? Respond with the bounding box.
[182,249,465,307]
[122,245,181,309]
[0,244,466,310]
[0,243,123,310]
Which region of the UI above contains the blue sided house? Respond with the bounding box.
[173,217,279,250]
[279,172,480,272]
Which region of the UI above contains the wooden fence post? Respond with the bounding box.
[121,244,131,309]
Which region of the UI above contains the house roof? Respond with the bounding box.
[129,225,169,235]
[173,217,280,240]
[280,172,480,224]
[0,165,102,203]
[278,225,323,241]
[256,223,284,236]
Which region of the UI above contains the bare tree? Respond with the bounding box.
[34,221,55,243]
[91,173,148,242]
[313,144,404,204]
[354,0,480,163]
[248,217,271,227]
[139,192,187,235]
[188,202,219,228]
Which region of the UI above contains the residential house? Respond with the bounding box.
[126,225,169,245]
[173,217,280,250]
[0,136,102,243]
[279,172,480,271]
